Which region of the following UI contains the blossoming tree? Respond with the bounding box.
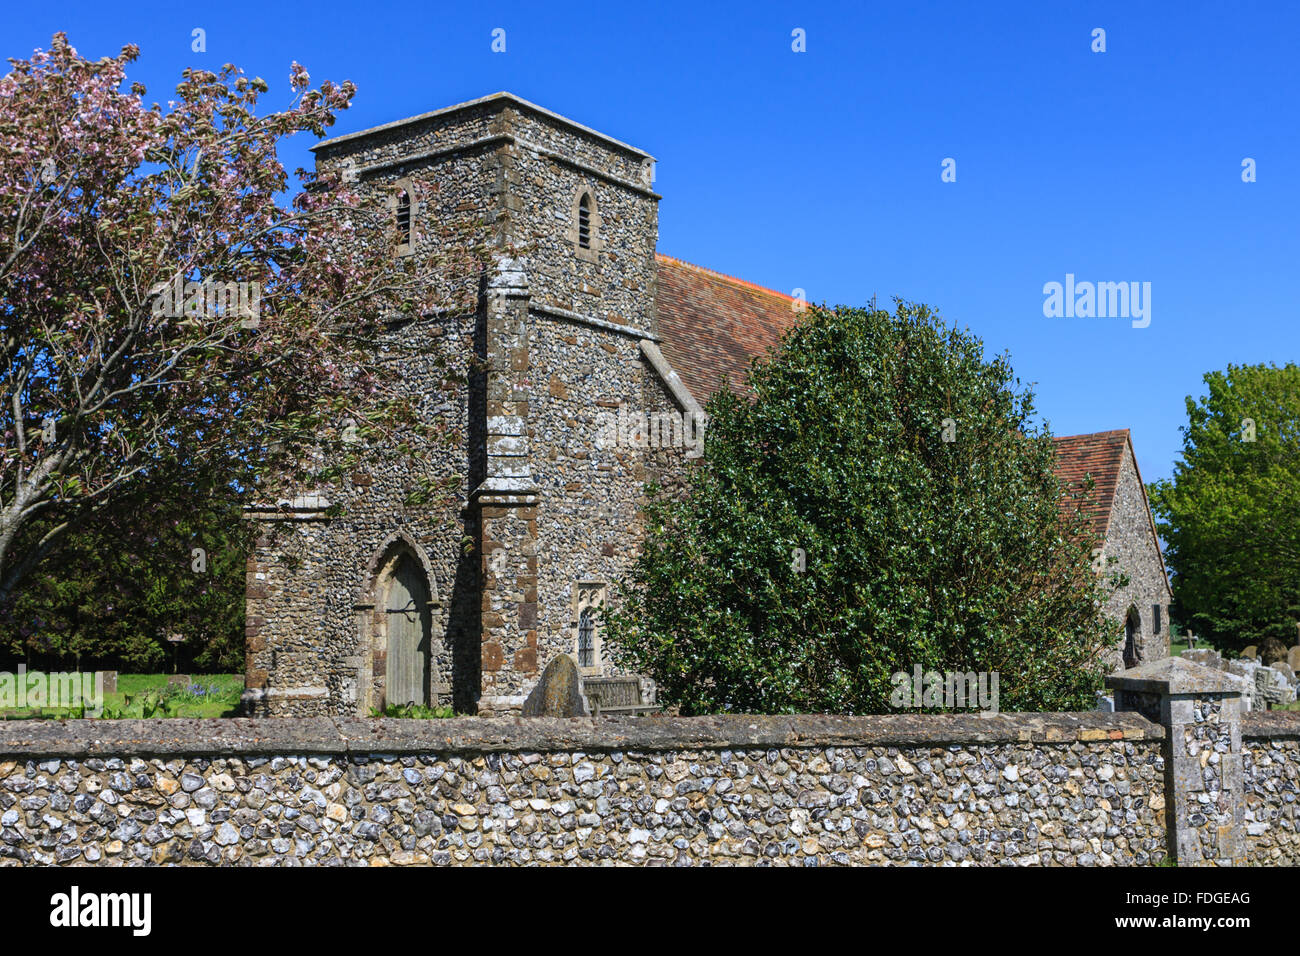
[0,34,484,606]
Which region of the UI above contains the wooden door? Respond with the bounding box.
[385,556,430,707]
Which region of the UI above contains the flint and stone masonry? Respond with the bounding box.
[1108,657,1246,866]
[0,712,1167,866]
[1055,431,1173,670]
[243,94,679,717]
[0,659,1289,866]
[1099,444,1172,668]
[1241,712,1300,864]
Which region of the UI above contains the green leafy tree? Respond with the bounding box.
[607,302,1115,714]
[0,463,252,672]
[1149,363,1300,652]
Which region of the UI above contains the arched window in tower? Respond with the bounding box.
[569,187,600,262]
[577,606,596,668]
[395,188,412,249]
[577,192,592,249]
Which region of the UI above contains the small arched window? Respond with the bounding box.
[570,188,600,262]
[577,607,596,668]
[577,193,592,248]
[1123,608,1141,669]
[395,188,412,248]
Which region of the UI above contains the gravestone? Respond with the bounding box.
[1255,666,1294,708]
[1225,659,1262,711]
[1173,650,1297,712]
[1242,645,1258,660]
[1182,648,1222,670]
[167,674,191,688]
[98,671,118,695]
[1260,636,1288,666]
[520,654,588,717]
[1287,646,1300,673]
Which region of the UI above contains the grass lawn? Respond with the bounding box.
[0,673,244,719]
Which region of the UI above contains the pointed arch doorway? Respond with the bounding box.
[383,554,432,708]
[355,534,443,715]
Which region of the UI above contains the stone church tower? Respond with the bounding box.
[243,93,697,716]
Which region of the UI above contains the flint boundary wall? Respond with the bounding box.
[3,657,1298,866]
[1243,712,1300,865]
[0,713,1168,866]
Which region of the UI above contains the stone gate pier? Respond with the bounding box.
[1108,657,1246,866]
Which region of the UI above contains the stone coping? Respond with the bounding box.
[312,91,655,161]
[1106,656,1245,696]
[0,712,1161,758]
[1242,711,1300,739]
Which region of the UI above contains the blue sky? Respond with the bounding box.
[10,0,1297,482]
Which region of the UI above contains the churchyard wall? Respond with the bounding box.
[1242,712,1300,865]
[0,713,1167,866]
[5,659,1296,866]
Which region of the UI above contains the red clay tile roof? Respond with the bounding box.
[652,260,1164,586]
[1052,430,1130,542]
[1053,429,1172,596]
[655,254,802,401]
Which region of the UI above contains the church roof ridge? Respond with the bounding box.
[654,253,804,306]
[312,91,655,160]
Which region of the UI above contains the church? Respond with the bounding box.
[242,93,1169,717]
